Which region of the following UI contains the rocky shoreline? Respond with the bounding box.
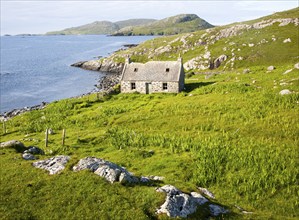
[71,58,124,94]
[1,59,124,121]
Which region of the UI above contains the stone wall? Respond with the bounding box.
[121,81,180,93]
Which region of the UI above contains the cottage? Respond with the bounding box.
[120,57,184,94]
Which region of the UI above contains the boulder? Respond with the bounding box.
[22,153,36,160]
[243,69,250,74]
[73,157,138,183]
[33,155,70,175]
[0,140,26,151]
[81,60,102,71]
[294,63,299,69]
[70,61,87,67]
[24,146,44,155]
[156,185,208,218]
[267,66,275,71]
[213,55,227,69]
[279,89,292,95]
[283,38,291,43]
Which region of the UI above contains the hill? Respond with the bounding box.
[103,8,298,72]
[1,7,299,220]
[112,14,214,36]
[45,19,156,35]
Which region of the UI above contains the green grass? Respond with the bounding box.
[1,65,298,219]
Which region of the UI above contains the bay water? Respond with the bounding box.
[0,35,154,113]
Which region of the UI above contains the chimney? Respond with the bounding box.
[178,54,183,63]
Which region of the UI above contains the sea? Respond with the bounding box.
[0,35,154,113]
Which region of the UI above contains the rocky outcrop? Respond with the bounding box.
[73,157,139,183]
[0,102,47,120]
[22,153,36,160]
[1,140,24,148]
[0,140,26,151]
[33,155,70,175]
[279,89,292,95]
[156,185,228,218]
[22,146,44,160]
[71,59,124,74]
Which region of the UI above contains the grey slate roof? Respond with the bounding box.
[121,61,182,82]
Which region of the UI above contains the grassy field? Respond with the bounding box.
[1,65,298,219]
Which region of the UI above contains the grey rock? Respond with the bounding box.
[213,55,227,69]
[294,63,299,69]
[283,69,293,74]
[156,185,208,218]
[267,66,275,71]
[209,204,228,216]
[94,164,122,183]
[0,140,26,150]
[279,89,292,95]
[33,155,70,175]
[73,157,105,172]
[197,187,216,199]
[243,69,250,74]
[73,157,137,183]
[24,146,44,155]
[22,153,36,160]
[283,38,291,43]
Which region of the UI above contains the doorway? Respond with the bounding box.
[145,83,152,94]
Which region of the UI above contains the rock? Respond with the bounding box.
[267,66,275,71]
[156,185,209,218]
[283,69,293,74]
[33,155,70,175]
[197,187,216,199]
[0,140,26,151]
[213,55,227,69]
[24,146,44,155]
[95,165,122,183]
[294,63,299,69]
[248,43,254,47]
[243,69,250,74]
[70,61,87,67]
[73,157,104,172]
[81,60,102,71]
[119,172,139,184]
[209,204,228,216]
[22,153,36,160]
[283,38,291,43]
[279,89,292,95]
[73,157,138,183]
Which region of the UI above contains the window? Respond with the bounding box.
[166,68,170,72]
[131,82,136,90]
[163,83,168,90]
[134,68,138,72]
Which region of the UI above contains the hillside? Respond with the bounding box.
[46,19,156,35]
[102,8,298,72]
[1,7,299,220]
[113,14,214,36]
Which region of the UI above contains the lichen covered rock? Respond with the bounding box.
[33,155,70,175]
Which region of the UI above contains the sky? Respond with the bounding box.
[1,0,298,35]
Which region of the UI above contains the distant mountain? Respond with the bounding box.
[112,14,214,36]
[46,19,156,35]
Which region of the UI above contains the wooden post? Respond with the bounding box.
[62,129,66,146]
[45,128,48,147]
[3,121,6,134]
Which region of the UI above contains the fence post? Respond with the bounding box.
[45,128,49,147]
[3,121,6,134]
[62,129,66,146]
